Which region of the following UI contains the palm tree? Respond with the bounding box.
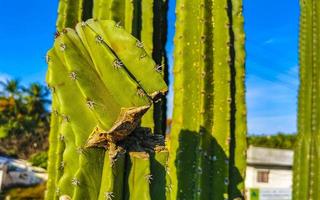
[0,79,22,98]
[23,83,50,117]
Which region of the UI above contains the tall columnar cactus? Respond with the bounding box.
[46,18,169,199]
[92,0,168,134]
[293,0,320,199]
[168,0,247,199]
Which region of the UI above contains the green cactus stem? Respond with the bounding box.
[56,0,83,32]
[47,47,105,199]
[120,127,169,200]
[150,149,170,200]
[124,152,152,200]
[168,0,247,199]
[97,148,126,200]
[229,0,247,197]
[293,0,320,199]
[45,95,61,200]
[56,121,78,197]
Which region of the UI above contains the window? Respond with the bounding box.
[257,170,269,183]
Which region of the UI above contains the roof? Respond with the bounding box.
[247,146,293,167]
[0,156,31,168]
[0,156,11,165]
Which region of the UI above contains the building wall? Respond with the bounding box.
[246,165,292,200]
[246,166,292,188]
[0,170,3,191]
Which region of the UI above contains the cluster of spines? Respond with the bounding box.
[169,0,247,199]
[293,0,320,199]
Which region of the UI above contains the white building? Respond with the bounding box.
[245,146,293,200]
[0,156,47,191]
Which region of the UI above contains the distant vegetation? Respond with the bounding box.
[2,182,46,199]
[28,151,48,169]
[0,79,50,160]
[248,133,297,149]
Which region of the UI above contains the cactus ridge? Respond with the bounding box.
[46,54,62,199]
[168,0,247,199]
[56,0,84,32]
[47,47,105,199]
[293,0,320,199]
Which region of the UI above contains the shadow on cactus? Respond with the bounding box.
[45,19,169,200]
[172,129,244,200]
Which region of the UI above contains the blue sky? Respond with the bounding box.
[0,0,299,134]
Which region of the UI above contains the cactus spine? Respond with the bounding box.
[293,0,320,199]
[168,0,247,199]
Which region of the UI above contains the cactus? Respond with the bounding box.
[293,0,320,199]
[92,0,168,135]
[46,0,250,199]
[46,18,169,200]
[168,0,247,199]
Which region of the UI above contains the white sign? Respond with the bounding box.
[260,188,292,200]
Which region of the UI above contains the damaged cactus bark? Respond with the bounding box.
[46,19,169,200]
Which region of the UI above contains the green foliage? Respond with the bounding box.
[248,133,296,149]
[3,182,46,200]
[0,80,50,159]
[29,151,48,169]
[0,125,9,138]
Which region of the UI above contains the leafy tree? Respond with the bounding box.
[0,79,22,98]
[28,151,48,169]
[248,132,297,149]
[0,79,50,159]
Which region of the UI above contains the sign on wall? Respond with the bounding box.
[249,188,292,200]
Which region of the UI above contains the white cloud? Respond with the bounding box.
[0,73,10,83]
[246,74,297,134]
[275,65,299,87]
[263,38,275,45]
